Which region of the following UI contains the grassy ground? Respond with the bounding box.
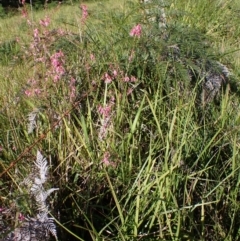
[0,0,240,240]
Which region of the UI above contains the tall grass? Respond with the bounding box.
[0,0,240,240]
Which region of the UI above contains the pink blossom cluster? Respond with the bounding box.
[24,79,41,97]
[98,96,115,140]
[21,16,78,105]
[80,4,88,24]
[130,24,142,38]
[102,66,138,84]
[34,28,39,39]
[103,73,113,84]
[28,27,42,60]
[123,75,137,82]
[50,50,65,82]
[25,88,41,97]
[102,67,118,84]
[39,16,50,27]
[102,152,111,166]
[98,104,112,118]
[102,152,116,167]
[21,8,28,18]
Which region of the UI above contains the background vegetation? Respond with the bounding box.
[0,0,240,240]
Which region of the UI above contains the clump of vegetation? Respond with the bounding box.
[1,151,58,241]
[0,0,240,240]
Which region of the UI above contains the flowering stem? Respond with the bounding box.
[0,86,97,178]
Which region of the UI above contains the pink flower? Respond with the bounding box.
[102,152,111,166]
[53,75,60,82]
[50,51,65,82]
[19,213,25,222]
[98,98,115,140]
[34,88,41,95]
[39,16,50,27]
[80,4,88,24]
[124,75,130,82]
[130,24,142,38]
[25,89,32,97]
[113,69,118,77]
[98,105,112,118]
[104,73,112,84]
[55,65,65,75]
[102,152,116,167]
[33,28,39,39]
[21,8,28,18]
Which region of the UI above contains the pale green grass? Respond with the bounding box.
[174,0,240,70]
[0,0,128,42]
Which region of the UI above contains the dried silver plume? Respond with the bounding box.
[1,151,58,241]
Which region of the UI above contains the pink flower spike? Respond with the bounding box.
[39,16,50,27]
[21,8,28,18]
[98,105,112,118]
[19,213,25,222]
[124,75,130,82]
[102,152,110,166]
[130,24,142,38]
[53,75,60,82]
[34,89,41,95]
[80,4,88,23]
[33,28,39,38]
[104,73,112,84]
[25,89,32,97]
[113,69,118,77]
